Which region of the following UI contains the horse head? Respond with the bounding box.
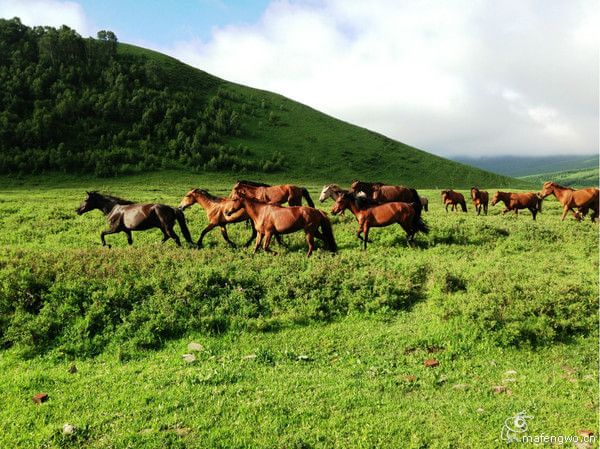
[491,191,502,206]
[178,189,198,210]
[319,184,333,203]
[76,191,99,215]
[539,181,556,198]
[331,192,353,216]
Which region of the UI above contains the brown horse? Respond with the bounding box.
[331,192,428,250]
[539,181,599,222]
[491,191,543,220]
[470,187,489,215]
[230,181,315,207]
[178,188,256,248]
[224,195,336,256]
[76,191,193,247]
[350,181,421,205]
[441,190,467,212]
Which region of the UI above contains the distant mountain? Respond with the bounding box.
[453,155,598,177]
[520,166,599,188]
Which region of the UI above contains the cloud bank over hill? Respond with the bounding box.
[2,0,597,157]
[167,0,599,157]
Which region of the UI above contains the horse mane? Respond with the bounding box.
[90,191,135,205]
[354,181,384,188]
[237,180,271,187]
[193,188,225,202]
[547,181,574,191]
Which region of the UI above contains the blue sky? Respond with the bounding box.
[0,0,597,156]
[78,0,270,46]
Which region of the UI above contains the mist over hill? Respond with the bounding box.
[454,154,598,178]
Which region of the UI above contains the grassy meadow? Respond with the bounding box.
[0,172,598,449]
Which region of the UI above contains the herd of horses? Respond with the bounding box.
[76,180,599,256]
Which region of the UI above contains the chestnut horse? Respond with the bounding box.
[178,188,256,248]
[76,191,193,247]
[470,187,489,215]
[491,191,543,220]
[225,195,336,256]
[539,181,599,222]
[350,181,421,206]
[441,190,467,212]
[230,181,315,207]
[331,192,428,250]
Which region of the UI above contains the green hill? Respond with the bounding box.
[0,18,524,187]
[520,166,599,188]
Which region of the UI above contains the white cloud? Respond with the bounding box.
[163,0,598,157]
[0,0,93,36]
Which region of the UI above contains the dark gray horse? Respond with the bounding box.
[76,191,193,247]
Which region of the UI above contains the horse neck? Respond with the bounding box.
[194,193,219,210]
[331,187,345,200]
[97,197,119,215]
[548,185,567,201]
[498,192,511,204]
[242,199,263,222]
[346,200,364,218]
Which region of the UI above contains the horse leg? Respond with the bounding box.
[363,226,370,250]
[197,224,216,248]
[560,207,569,221]
[445,203,449,213]
[168,227,181,246]
[253,233,264,254]
[263,233,277,255]
[399,222,415,246]
[100,228,119,248]
[305,232,315,257]
[220,226,237,248]
[125,229,133,245]
[356,228,364,241]
[275,234,288,248]
[243,226,257,248]
[529,207,537,220]
[502,208,509,215]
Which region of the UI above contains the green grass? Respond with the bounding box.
[0,172,597,448]
[116,44,526,188]
[520,166,599,188]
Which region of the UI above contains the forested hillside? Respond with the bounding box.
[0,18,283,176]
[0,18,523,187]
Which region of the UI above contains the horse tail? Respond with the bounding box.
[175,208,194,244]
[408,188,422,217]
[318,211,337,252]
[301,188,315,208]
[409,203,430,234]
